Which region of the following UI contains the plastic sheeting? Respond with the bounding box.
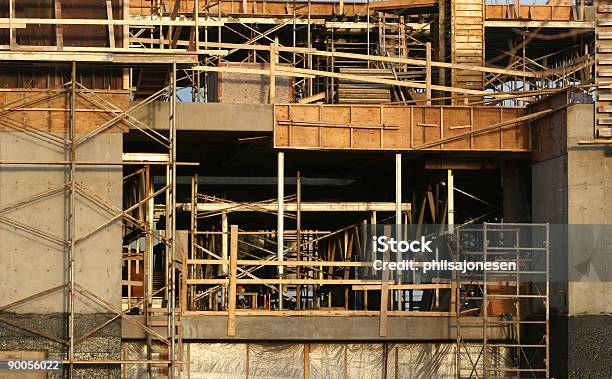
[248,343,304,379]
[122,341,512,378]
[189,343,248,379]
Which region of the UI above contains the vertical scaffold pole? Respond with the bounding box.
[277,151,285,310]
[169,61,178,378]
[448,169,454,234]
[68,60,77,376]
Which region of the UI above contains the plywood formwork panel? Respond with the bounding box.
[131,0,368,17]
[274,104,529,152]
[0,91,130,133]
[451,0,485,99]
[485,4,574,21]
[597,2,612,136]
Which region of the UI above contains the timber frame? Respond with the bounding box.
[0,0,600,378]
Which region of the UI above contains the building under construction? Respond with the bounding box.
[0,0,610,378]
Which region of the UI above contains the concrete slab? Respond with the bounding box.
[131,102,273,132]
[122,315,510,341]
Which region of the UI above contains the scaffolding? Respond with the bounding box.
[0,0,597,377]
[455,223,550,378]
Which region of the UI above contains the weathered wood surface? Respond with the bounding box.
[274,104,529,151]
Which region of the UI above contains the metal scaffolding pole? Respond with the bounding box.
[170,61,178,378]
[448,169,454,234]
[68,60,77,375]
[277,151,285,309]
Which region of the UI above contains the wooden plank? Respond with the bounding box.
[269,43,276,103]
[54,0,63,49]
[299,92,326,104]
[426,42,432,105]
[180,40,541,78]
[304,344,310,379]
[379,226,391,337]
[106,1,116,49]
[227,225,238,336]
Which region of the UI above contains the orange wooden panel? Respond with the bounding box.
[274,104,531,152]
[0,92,130,133]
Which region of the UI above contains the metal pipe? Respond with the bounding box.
[296,171,302,310]
[277,151,285,309]
[169,61,178,378]
[447,169,454,234]
[395,153,402,224]
[68,60,77,373]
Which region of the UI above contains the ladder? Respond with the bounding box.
[597,2,612,136]
[455,224,550,378]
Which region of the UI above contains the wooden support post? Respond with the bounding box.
[379,225,391,337]
[9,0,15,47]
[303,343,310,379]
[222,212,228,275]
[106,1,115,49]
[227,225,238,336]
[55,0,63,50]
[269,43,277,104]
[426,42,432,105]
[195,0,200,53]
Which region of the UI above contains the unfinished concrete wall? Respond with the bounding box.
[0,132,122,312]
[565,105,612,315]
[531,102,612,378]
[0,131,123,377]
[132,102,273,132]
[216,63,293,104]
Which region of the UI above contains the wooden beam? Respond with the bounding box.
[369,0,437,11]
[0,17,223,27]
[426,42,432,104]
[131,37,542,78]
[299,92,326,104]
[227,225,238,337]
[0,51,200,64]
[185,201,412,212]
[106,1,116,49]
[54,0,63,49]
[269,43,276,104]
[195,64,489,95]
